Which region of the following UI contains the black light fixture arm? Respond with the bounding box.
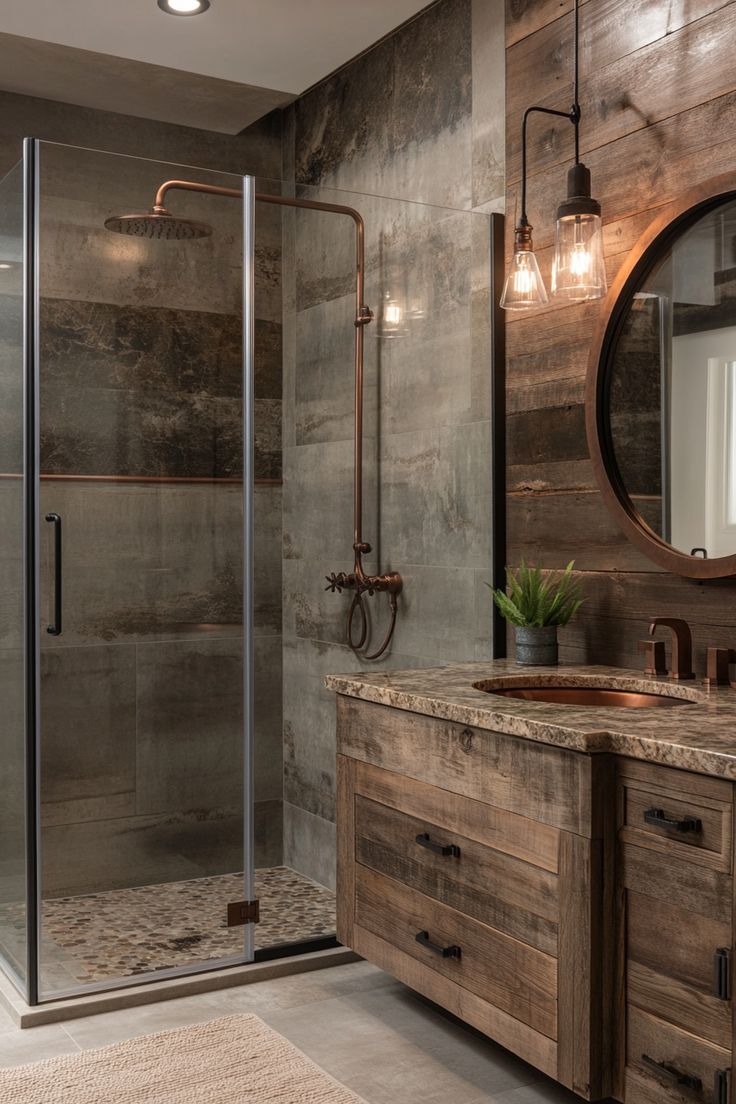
[518,0,583,229]
[519,105,579,226]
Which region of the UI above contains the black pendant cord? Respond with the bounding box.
[518,0,581,228]
[574,0,580,164]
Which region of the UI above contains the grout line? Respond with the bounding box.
[57,1023,83,1051]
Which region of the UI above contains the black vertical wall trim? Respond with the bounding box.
[23,137,40,1006]
[491,212,507,659]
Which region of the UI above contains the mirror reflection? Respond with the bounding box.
[609,196,736,560]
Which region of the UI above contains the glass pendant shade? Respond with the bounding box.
[500,225,548,310]
[551,212,606,300]
[551,162,607,301]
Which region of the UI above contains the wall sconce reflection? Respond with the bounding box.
[378,291,406,338]
[377,291,426,338]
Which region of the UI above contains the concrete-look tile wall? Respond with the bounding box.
[0,92,285,900]
[280,0,506,887]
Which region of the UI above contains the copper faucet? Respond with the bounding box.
[705,647,735,687]
[649,618,695,680]
[638,638,666,676]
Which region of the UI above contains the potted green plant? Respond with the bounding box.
[489,561,584,666]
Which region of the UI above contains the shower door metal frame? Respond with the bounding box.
[23,136,41,1007]
[18,147,258,1005]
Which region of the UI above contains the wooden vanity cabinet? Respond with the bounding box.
[617,760,734,1104]
[336,695,736,1104]
[336,695,617,1100]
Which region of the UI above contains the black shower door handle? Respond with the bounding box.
[45,512,62,636]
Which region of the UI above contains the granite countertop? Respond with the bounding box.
[325,659,736,779]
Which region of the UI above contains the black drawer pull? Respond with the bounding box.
[415,930,461,959]
[715,1069,730,1104]
[641,1054,702,1092]
[644,807,702,834]
[415,833,460,858]
[714,947,731,1000]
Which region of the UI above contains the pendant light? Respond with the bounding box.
[551,0,606,301]
[501,0,606,310]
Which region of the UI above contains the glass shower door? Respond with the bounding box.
[32,142,255,999]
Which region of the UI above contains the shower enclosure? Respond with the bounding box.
[0,138,494,1006]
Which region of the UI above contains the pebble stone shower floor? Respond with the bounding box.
[0,867,336,987]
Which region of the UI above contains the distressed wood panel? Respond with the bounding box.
[355,794,559,954]
[353,757,561,872]
[507,491,662,572]
[622,844,732,923]
[355,864,558,1038]
[352,923,558,1076]
[627,960,731,1051]
[506,1,736,180]
[337,695,593,834]
[504,0,736,677]
[626,1006,731,1104]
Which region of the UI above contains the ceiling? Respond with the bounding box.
[0,1,431,131]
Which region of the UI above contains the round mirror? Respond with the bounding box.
[587,174,736,579]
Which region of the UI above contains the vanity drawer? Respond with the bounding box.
[619,761,732,872]
[354,864,558,1039]
[626,889,732,1049]
[354,792,559,955]
[626,1006,731,1104]
[337,695,594,835]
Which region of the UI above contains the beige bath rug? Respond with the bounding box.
[0,1013,366,1103]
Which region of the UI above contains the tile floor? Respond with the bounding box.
[0,867,336,988]
[0,960,580,1104]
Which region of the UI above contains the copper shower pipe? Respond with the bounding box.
[153,180,402,660]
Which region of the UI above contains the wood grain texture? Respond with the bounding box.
[506,2,736,181]
[355,794,559,954]
[355,864,558,1038]
[627,959,731,1051]
[627,1006,731,1104]
[503,0,736,660]
[353,758,560,872]
[351,923,558,1077]
[557,831,610,1099]
[336,753,356,948]
[622,787,731,871]
[622,844,732,924]
[337,696,593,834]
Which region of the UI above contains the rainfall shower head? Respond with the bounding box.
[103,206,213,240]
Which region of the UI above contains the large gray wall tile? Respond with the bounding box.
[135,637,244,816]
[40,644,136,819]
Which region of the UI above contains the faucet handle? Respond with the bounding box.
[705,647,736,687]
[638,638,667,676]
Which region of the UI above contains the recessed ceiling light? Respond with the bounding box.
[157,0,210,15]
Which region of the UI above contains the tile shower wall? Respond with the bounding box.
[280,0,506,887]
[0,92,284,894]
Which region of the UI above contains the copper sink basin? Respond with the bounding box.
[474,684,694,709]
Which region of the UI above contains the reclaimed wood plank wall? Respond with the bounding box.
[504,0,736,673]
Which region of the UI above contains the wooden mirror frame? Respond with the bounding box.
[586,172,736,580]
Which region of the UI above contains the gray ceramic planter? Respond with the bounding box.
[515,625,559,666]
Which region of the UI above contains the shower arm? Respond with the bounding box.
[153,180,402,660]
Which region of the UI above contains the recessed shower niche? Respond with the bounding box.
[0,139,492,1004]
